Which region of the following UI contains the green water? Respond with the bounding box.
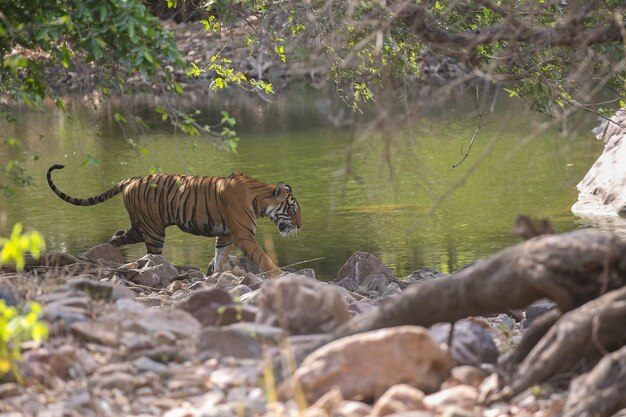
[0,90,604,280]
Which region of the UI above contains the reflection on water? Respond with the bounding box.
[0,90,604,280]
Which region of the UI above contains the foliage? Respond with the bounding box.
[0,223,46,271]
[194,0,625,116]
[0,300,48,379]
[0,0,184,108]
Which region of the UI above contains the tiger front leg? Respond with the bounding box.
[233,233,281,278]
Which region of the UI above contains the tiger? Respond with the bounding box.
[47,164,301,277]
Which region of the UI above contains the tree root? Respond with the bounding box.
[508,285,626,398]
[331,229,626,340]
[563,345,626,417]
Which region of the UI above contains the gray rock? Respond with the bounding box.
[123,254,179,287]
[407,268,446,282]
[334,252,396,296]
[430,320,499,366]
[240,288,262,305]
[229,284,252,298]
[381,282,403,298]
[133,356,172,378]
[523,301,557,326]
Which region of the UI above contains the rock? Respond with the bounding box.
[291,326,453,403]
[79,243,125,266]
[381,282,403,298]
[335,401,373,416]
[407,268,446,282]
[256,274,350,334]
[133,356,172,378]
[230,284,252,298]
[308,386,343,415]
[115,298,147,313]
[177,288,255,327]
[523,301,557,326]
[123,254,179,287]
[438,406,481,417]
[45,295,92,311]
[240,288,262,305]
[92,371,139,392]
[71,321,120,347]
[446,366,489,389]
[347,298,377,316]
[334,252,395,296]
[22,345,77,380]
[572,109,626,216]
[209,255,261,275]
[0,383,20,398]
[133,308,201,338]
[0,281,20,306]
[197,323,285,359]
[372,384,427,416]
[66,276,135,301]
[430,320,499,366]
[423,385,479,411]
[215,272,241,291]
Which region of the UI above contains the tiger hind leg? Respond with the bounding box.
[142,230,166,254]
[207,236,232,275]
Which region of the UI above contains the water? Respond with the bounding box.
[0,89,605,280]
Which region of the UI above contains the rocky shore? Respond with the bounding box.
[0,244,564,417]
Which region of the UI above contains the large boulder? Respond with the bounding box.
[291,326,453,403]
[572,109,626,216]
[334,252,396,297]
[256,274,350,334]
[121,254,179,287]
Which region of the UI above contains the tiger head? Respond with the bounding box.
[267,182,301,237]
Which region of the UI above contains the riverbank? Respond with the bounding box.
[0,243,566,417]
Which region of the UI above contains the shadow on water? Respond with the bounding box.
[0,87,605,280]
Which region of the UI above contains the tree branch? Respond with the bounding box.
[401,3,624,53]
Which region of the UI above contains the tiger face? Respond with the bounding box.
[267,182,301,237]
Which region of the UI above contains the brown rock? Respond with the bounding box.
[335,400,373,416]
[256,274,350,335]
[445,366,489,389]
[177,288,254,326]
[372,384,427,416]
[80,243,125,266]
[292,326,453,403]
[71,321,120,347]
[423,385,479,412]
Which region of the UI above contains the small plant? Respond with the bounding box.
[0,301,48,379]
[0,223,46,271]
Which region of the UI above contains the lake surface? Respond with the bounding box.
[0,89,607,280]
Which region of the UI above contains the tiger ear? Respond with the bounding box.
[274,182,291,198]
